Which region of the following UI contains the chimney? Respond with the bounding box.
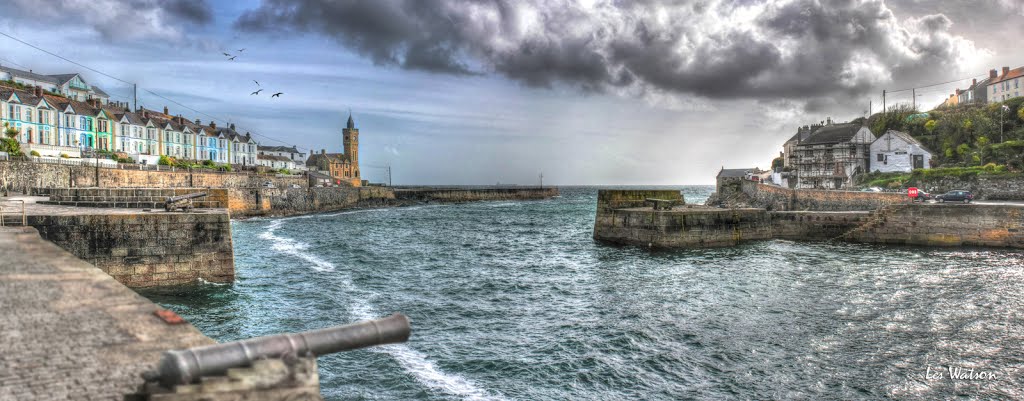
[195,119,201,125]
[33,86,42,97]
[229,123,236,130]
[991,69,998,79]
[1003,66,1010,76]
[163,106,169,115]
[972,78,977,86]
[321,149,326,155]
[209,121,216,129]
[141,109,148,119]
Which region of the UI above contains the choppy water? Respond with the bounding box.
[143,186,1024,400]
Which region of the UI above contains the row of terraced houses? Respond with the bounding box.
[0,65,257,166]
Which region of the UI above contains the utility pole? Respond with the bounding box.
[912,88,916,110]
[388,165,392,187]
[539,172,543,188]
[869,100,872,117]
[1001,106,1005,143]
[133,83,137,111]
[882,90,886,113]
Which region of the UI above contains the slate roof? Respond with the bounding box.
[91,86,109,97]
[259,145,302,154]
[307,152,349,167]
[48,74,79,85]
[880,130,934,155]
[800,123,864,145]
[717,168,756,178]
[0,65,59,84]
[258,154,291,162]
[785,126,816,143]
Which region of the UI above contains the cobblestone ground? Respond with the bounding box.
[0,227,214,401]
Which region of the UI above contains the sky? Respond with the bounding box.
[0,0,1021,185]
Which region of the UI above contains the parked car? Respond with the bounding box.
[936,190,973,203]
[861,187,883,192]
[912,190,931,201]
[261,181,276,188]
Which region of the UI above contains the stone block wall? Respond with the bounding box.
[740,181,909,211]
[769,211,871,240]
[914,175,1024,200]
[45,188,229,209]
[27,211,234,287]
[845,204,1024,247]
[594,204,772,248]
[595,189,682,212]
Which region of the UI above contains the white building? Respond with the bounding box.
[793,123,875,189]
[258,145,307,171]
[870,130,932,173]
[257,154,297,171]
[0,66,110,104]
[989,66,1023,103]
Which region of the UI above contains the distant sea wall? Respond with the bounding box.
[27,211,234,287]
[394,187,560,203]
[233,186,396,217]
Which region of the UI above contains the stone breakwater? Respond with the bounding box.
[594,189,1024,249]
[394,187,560,203]
[26,208,234,288]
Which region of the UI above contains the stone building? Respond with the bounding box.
[306,114,361,187]
[870,130,932,173]
[782,123,824,168]
[793,123,875,189]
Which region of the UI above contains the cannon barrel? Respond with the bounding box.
[152,313,411,387]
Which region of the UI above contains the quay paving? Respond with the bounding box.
[3,195,226,217]
[0,226,214,400]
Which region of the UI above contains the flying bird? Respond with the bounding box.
[237,48,246,53]
[251,89,263,95]
[222,52,231,57]
[253,80,260,86]
[271,92,283,98]
[228,56,237,61]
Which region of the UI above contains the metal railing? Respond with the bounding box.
[0,200,27,227]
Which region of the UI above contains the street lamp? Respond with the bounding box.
[1001,105,1011,143]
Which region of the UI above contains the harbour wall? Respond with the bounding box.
[394,187,560,203]
[844,204,1024,247]
[594,189,1024,249]
[27,211,234,288]
[739,180,908,211]
[0,160,305,191]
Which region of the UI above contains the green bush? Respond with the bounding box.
[158,155,172,166]
[0,138,21,154]
[29,150,40,157]
[59,153,69,159]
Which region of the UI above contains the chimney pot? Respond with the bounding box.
[163,106,168,115]
[210,121,216,129]
[195,119,201,125]
[229,123,235,130]
[322,149,326,154]
[1003,66,1010,76]
[973,78,977,86]
[991,69,998,79]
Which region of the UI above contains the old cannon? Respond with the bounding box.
[164,192,207,212]
[145,313,411,388]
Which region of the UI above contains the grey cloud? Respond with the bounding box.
[3,0,213,42]
[235,0,985,100]
[158,0,214,25]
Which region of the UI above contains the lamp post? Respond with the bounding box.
[1001,105,1010,143]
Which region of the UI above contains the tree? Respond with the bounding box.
[1019,107,1024,122]
[4,127,18,139]
[925,119,937,133]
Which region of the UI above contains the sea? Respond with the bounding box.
[141,186,1024,400]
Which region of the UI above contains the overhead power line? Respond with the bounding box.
[886,73,988,94]
[0,30,311,152]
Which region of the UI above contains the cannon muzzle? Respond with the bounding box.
[151,313,411,387]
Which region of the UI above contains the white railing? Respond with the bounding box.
[0,199,27,227]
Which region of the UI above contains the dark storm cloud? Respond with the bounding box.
[235,0,984,100]
[3,0,213,41]
[158,0,214,25]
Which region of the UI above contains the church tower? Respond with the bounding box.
[343,112,359,166]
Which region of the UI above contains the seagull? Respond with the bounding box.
[253,80,260,86]
[251,89,263,95]
[228,56,237,61]
[237,48,246,53]
[222,52,231,57]
[271,92,283,98]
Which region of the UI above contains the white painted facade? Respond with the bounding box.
[870,130,932,173]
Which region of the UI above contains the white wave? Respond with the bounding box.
[258,219,335,272]
[196,277,228,286]
[261,218,505,401]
